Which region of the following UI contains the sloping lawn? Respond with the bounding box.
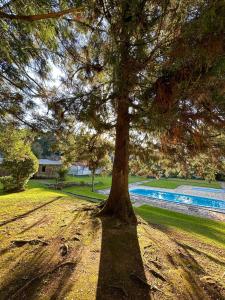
[1,183,225,299]
[142,178,221,189]
[0,181,224,250]
[0,181,68,222]
[64,186,107,200]
[2,180,224,250]
[136,205,225,249]
[42,175,146,186]
[1,181,224,250]
[40,175,147,199]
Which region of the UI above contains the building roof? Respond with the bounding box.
[0,157,62,166]
[39,159,62,165]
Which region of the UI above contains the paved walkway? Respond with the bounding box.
[220,182,225,189]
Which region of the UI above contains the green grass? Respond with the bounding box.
[0,181,68,222]
[142,178,221,189]
[64,186,107,200]
[136,205,225,248]
[0,177,224,299]
[17,175,146,200]
[42,175,146,186]
[0,180,224,251]
[40,175,146,200]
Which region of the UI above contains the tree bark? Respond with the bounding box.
[98,97,136,223]
[98,1,137,223]
[91,171,95,192]
[0,8,82,22]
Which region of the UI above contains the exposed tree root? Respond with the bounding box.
[11,239,48,247]
[11,261,77,299]
[60,243,69,256]
[177,242,225,266]
[130,273,162,292]
[96,206,137,225]
[145,266,167,282]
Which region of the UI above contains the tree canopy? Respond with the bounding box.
[0,0,225,221]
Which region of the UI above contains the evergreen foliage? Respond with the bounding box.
[0,1,225,220]
[0,152,38,192]
[0,126,38,192]
[57,165,69,181]
[75,132,112,191]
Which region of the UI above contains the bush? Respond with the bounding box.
[0,152,38,192]
[57,166,68,181]
[0,176,18,192]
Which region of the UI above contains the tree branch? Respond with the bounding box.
[0,7,82,22]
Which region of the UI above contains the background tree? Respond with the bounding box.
[57,165,69,182]
[76,132,112,192]
[32,134,58,158]
[0,126,38,192]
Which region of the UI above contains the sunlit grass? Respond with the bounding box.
[0,181,68,222]
[136,205,225,248]
[1,180,224,250]
[142,178,221,189]
[40,175,146,199]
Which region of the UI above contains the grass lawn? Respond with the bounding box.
[1,179,225,250]
[0,182,225,248]
[63,185,107,200]
[39,175,147,200]
[0,181,67,222]
[136,205,225,249]
[142,178,221,189]
[1,180,224,250]
[42,174,146,187]
[0,182,225,299]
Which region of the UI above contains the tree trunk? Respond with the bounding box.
[91,171,95,192]
[98,1,136,223]
[98,98,136,223]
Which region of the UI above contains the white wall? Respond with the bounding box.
[68,165,101,176]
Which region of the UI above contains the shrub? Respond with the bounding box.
[57,166,68,181]
[0,152,39,192]
[0,176,18,192]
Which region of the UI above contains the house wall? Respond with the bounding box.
[34,165,61,179]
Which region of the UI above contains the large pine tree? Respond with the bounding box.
[1,0,225,222]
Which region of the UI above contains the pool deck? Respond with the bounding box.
[98,182,225,222]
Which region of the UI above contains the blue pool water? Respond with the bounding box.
[130,188,225,210]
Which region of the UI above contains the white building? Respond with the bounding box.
[68,163,101,176]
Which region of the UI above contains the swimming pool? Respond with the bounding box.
[129,188,225,210]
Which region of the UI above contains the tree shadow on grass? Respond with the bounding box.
[176,242,225,266]
[96,217,151,300]
[136,205,225,248]
[0,197,62,227]
[0,237,79,300]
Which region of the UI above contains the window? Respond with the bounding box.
[42,165,46,172]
